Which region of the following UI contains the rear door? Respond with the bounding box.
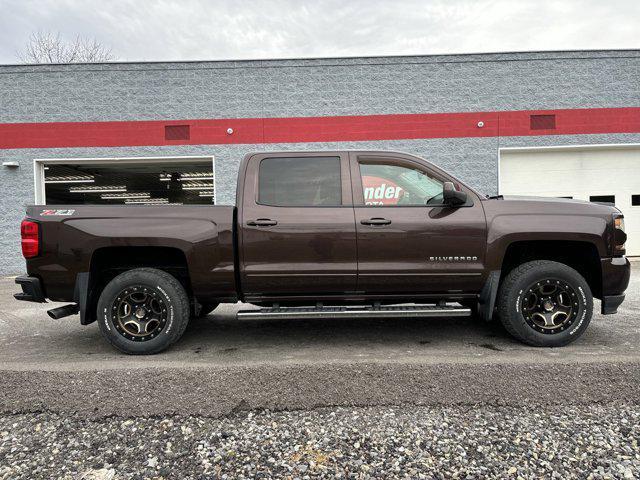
[350,152,487,296]
[239,152,357,298]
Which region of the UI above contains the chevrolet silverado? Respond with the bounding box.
[15,151,630,354]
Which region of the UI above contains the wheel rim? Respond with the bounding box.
[520,279,580,334]
[111,286,168,342]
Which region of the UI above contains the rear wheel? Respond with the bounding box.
[97,268,190,354]
[496,260,593,347]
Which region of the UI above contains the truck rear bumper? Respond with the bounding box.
[14,276,46,303]
[600,256,630,314]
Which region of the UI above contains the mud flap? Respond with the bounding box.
[73,272,95,325]
[478,271,500,322]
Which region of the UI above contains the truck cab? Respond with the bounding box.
[238,151,486,303]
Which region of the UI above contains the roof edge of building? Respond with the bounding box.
[1,48,639,72]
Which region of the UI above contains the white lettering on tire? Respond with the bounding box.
[157,285,175,335]
[569,286,587,335]
[102,307,111,331]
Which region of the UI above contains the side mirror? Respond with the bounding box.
[443,181,467,206]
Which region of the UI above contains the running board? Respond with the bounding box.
[237,304,471,320]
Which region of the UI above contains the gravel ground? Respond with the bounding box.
[0,404,638,480]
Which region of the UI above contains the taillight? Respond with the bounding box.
[21,220,40,259]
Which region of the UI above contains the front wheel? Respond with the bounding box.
[97,268,190,354]
[496,260,593,347]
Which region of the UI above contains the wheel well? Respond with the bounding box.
[89,246,191,298]
[500,241,602,298]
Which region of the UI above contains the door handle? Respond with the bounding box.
[361,217,392,226]
[247,218,278,227]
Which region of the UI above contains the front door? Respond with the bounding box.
[350,152,487,296]
[240,152,357,298]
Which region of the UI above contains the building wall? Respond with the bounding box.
[2,50,639,123]
[1,50,639,274]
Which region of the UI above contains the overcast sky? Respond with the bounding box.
[1,0,638,64]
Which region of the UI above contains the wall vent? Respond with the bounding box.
[530,114,556,130]
[165,125,190,141]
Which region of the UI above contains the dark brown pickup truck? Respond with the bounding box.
[15,151,630,354]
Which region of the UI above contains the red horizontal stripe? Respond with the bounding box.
[0,107,638,149]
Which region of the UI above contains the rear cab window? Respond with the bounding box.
[258,156,342,206]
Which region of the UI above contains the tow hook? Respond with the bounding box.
[47,304,80,319]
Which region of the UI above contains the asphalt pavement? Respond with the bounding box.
[0,264,638,417]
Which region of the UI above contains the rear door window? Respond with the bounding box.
[258,157,342,206]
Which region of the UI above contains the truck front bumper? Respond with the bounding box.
[600,256,631,314]
[14,276,46,303]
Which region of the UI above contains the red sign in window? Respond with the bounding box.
[363,176,403,205]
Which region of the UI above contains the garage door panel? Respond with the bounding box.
[500,147,640,255]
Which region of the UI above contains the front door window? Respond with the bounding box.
[360,163,444,206]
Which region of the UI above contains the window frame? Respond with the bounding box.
[350,154,453,208]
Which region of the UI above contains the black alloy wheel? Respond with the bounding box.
[112,286,169,341]
[520,279,579,334]
[496,260,593,347]
[97,268,190,354]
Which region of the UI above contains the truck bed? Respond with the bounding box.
[25,205,236,302]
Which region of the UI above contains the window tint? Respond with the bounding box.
[359,162,443,206]
[590,195,615,204]
[259,157,341,206]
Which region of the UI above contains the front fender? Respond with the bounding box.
[485,213,609,270]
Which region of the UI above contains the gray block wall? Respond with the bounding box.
[1,50,639,274]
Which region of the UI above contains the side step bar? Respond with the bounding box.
[237,304,471,321]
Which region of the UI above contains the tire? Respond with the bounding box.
[496,260,593,347]
[97,268,190,354]
[193,302,219,318]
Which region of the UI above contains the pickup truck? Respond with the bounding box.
[15,150,630,354]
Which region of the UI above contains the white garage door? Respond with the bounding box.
[499,146,640,256]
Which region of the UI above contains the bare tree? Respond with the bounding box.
[19,31,115,64]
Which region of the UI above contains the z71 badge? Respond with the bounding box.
[41,209,76,216]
